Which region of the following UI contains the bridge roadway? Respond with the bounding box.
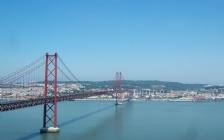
[0,91,109,112]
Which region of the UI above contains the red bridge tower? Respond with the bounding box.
[115,72,123,105]
[40,53,59,133]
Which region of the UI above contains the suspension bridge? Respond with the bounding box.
[0,53,124,133]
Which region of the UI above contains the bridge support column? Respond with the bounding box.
[40,53,60,133]
[115,72,123,106]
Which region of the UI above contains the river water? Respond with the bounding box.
[0,100,224,140]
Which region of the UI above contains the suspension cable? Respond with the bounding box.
[0,55,45,83]
[58,55,80,83]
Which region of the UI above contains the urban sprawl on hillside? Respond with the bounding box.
[1,81,224,102]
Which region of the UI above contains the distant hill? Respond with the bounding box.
[3,80,205,91]
[81,80,205,91]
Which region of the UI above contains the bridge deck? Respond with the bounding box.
[0,91,109,112]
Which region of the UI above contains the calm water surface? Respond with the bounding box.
[0,100,224,140]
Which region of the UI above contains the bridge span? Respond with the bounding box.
[0,53,124,133]
[0,91,109,112]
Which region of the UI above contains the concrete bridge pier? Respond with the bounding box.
[40,127,60,133]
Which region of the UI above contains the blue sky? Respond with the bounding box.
[0,0,224,84]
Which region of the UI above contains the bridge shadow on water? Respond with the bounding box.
[58,104,114,127]
[16,104,115,140]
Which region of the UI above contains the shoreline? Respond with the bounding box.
[1,97,223,102]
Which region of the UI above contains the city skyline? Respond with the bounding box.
[0,0,224,84]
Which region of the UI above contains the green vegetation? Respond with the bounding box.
[81,80,205,91]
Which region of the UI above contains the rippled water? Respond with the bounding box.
[0,100,224,140]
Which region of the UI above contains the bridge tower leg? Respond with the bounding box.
[40,53,59,133]
[115,72,122,106]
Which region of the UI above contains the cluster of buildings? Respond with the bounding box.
[0,83,83,100]
[1,83,224,102]
[130,89,224,101]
